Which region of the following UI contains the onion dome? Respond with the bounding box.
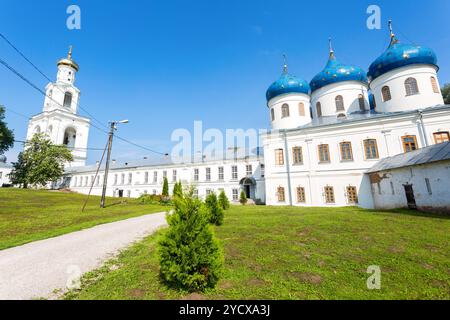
[57,46,79,71]
[367,21,438,82]
[266,56,310,102]
[310,39,368,93]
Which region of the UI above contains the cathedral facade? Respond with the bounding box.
[25,24,450,209]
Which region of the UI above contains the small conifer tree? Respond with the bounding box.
[240,190,248,205]
[159,189,223,291]
[218,190,230,210]
[162,177,169,197]
[205,192,224,226]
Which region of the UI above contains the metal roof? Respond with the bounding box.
[367,142,450,173]
[65,152,263,174]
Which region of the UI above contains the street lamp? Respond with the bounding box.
[100,120,129,208]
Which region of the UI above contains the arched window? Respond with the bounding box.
[298,102,305,116]
[271,108,275,121]
[431,77,439,93]
[335,95,345,112]
[63,127,77,148]
[316,102,322,117]
[63,92,73,108]
[382,86,391,102]
[281,104,290,118]
[405,77,419,96]
[34,126,41,134]
[358,94,365,111]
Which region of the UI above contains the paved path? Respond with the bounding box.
[0,212,168,300]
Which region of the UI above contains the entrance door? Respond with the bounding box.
[118,190,124,198]
[403,184,416,209]
[245,185,251,199]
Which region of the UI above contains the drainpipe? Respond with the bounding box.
[418,110,429,147]
[305,138,314,205]
[283,130,293,206]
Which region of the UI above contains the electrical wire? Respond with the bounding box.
[0,33,168,156]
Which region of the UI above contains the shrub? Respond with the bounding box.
[139,194,161,205]
[218,190,230,210]
[162,177,169,197]
[240,190,248,206]
[205,192,224,226]
[158,191,223,292]
[173,181,183,199]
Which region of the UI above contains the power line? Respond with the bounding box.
[13,139,105,151]
[0,33,52,83]
[0,33,168,156]
[0,54,167,156]
[1,104,30,120]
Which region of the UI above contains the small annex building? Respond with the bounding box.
[367,142,450,214]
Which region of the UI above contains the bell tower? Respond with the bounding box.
[26,46,90,167]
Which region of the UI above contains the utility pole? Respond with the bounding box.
[100,120,129,208]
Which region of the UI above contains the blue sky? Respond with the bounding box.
[1,0,449,164]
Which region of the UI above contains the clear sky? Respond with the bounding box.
[1,0,449,164]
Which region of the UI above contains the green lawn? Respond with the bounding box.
[0,188,168,250]
[65,205,450,300]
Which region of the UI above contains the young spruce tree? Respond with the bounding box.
[218,190,230,210]
[205,192,224,226]
[162,177,169,197]
[159,189,223,291]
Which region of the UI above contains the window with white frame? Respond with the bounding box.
[173,170,177,182]
[144,172,149,184]
[153,171,158,183]
[231,166,238,180]
[206,168,211,181]
[232,189,239,201]
[246,165,252,176]
[128,173,132,185]
[194,168,199,181]
[218,167,224,181]
[163,171,167,179]
[121,173,125,185]
[261,164,265,178]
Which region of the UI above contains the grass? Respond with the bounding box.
[64,205,450,300]
[0,188,168,250]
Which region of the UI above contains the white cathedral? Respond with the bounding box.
[18,24,450,211]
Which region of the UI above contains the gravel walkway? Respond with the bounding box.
[0,212,168,300]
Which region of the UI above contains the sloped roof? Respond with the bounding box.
[367,142,450,173]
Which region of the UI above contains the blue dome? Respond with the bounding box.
[266,71,310,102]
[368,42,438,81]
[310,52,368,93]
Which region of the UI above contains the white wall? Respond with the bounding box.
[370,65,444,113]
[369,161,450,214]
[0,166,12,186]
[311,81,369,118]
[27,111,90,167]
[68,158,266,203]
[262,105,450,207]
[268,93,311,130]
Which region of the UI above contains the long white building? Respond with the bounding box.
[18,24,450,210]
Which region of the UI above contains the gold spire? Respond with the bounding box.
[388,20,398,46]
[282,54,288,74]
[328,38,335,59]
[57,45,79,71]
[68,45,73,60]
